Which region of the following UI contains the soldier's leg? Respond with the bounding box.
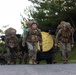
[66,43,71,63]
[66,43,71,58]
[60,42,67,64]
[32,43,38,64]
[18,58,23,64]
[52,53,57,64]
[17,51,23,64]
[24,52,28,64]
[18,58,22,64]
[66,51,71,59]
[27,42,38,64]
[26,42,34,64]
[13,55,16,64]
[10,50,16,64]
[6,47,11,64]
[61,50,68,64]
[29,50,35,64]
[65,51,69,63]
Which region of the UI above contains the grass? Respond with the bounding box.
[0,43,76,64]
[55,44,76,63]
[16,44,76,64]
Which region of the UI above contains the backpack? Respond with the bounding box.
[23,21,37,37]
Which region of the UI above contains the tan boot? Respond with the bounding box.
[63,60,68,64]
[33,61,37,64]
[29,59,34,64]
[7,61,11,65]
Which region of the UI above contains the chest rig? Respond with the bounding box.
[60,29,72,43]
[8,37,17,48]
[27,28,41,43]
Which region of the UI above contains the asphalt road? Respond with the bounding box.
[0,63,76,75]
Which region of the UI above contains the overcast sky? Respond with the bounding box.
[0,0,32,34]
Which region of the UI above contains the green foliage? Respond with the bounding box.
[56,44,76,63]
[0,29,3,34]
[0,43,6,53]
[26,0,76,31]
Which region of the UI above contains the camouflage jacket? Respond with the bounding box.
[55,29,74,44]
[22,27,42,44]
[5,36,19,48]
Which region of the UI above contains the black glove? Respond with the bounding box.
[40,45,43,52]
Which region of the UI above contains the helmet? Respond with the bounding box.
[57,21,66,32]
[60,21,66,25]
[5,27,16,36]
[30,21,38,27]
[10,29,16,35]
[65,22,71,29]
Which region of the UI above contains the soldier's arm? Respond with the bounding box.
[38,29,42,46]
[55,29,61,46]
[56,24,60,34]
[71,27,74,44]
[22,28,29,45]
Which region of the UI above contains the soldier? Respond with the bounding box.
[55,22,74,64]
[22,22,42,64]
[5,28,18,64]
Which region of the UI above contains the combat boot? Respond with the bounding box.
[29,59,34,64]
[63,60,68,64]
[7,61,11,65]
[33,60,37,64]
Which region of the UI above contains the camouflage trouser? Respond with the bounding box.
[6,47,16,64]
[26,42,38,61]
[59,41,71,61]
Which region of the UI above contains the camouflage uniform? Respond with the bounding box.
[22,22,42,64]
[5,28,18,64]
[55,22,74,64]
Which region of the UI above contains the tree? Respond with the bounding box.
[0,29,3,34]
[25,0,76,31]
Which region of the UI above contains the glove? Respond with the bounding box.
[40,45,43,52]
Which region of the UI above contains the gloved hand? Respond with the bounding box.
[40,45,43,52]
